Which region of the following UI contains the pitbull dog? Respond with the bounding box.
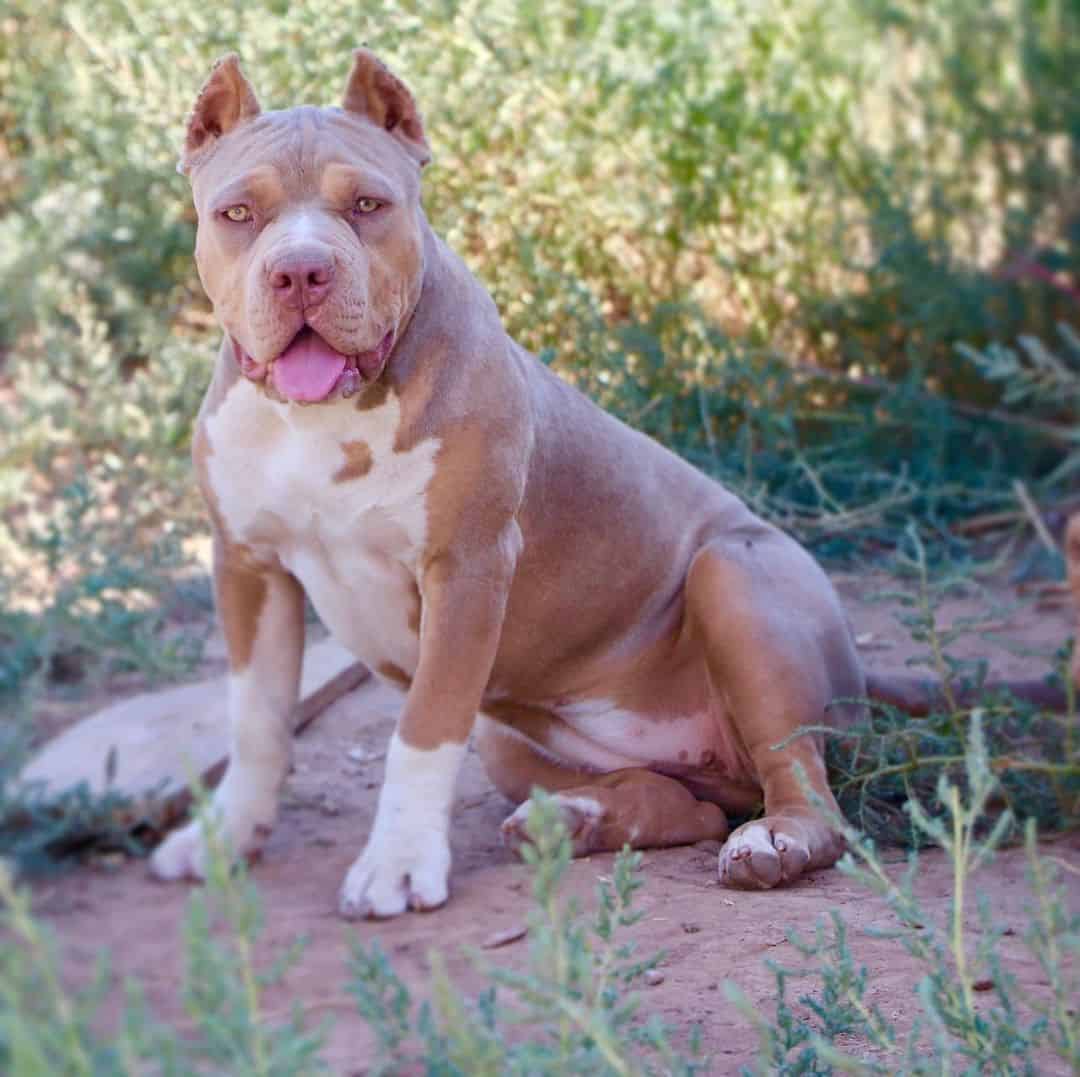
[150,49,867,917]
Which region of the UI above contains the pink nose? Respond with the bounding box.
[267,250,336,309]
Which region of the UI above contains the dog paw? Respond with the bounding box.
[338,829,451,919]
[718,816,842,890]
[501,794,606,857]
[149,793,273,881]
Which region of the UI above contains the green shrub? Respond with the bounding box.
[3,0,1078,716]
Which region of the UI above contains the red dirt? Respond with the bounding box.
[27,573,1080,1074]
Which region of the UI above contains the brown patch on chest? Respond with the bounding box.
[334,439,374,482]
[354,377,391,412]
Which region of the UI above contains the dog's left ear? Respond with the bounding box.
[180,54,261,175]
[342,49,431,168]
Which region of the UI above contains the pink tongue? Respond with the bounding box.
[271,332,348,402]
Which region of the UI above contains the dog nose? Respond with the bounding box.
[267,251,336,309]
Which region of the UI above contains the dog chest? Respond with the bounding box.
[202,380,440,669]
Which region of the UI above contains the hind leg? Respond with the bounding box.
[475,715,729,855]
[685,537,861,889]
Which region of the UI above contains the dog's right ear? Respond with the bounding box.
[180,54,261,175]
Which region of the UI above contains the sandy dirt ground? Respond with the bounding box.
[27,573,1080,1074]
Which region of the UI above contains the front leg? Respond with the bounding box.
[339,540,516,919]
[151,545,304,879]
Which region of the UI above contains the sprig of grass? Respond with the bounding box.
[797,526,1079,846]
[0,789,702,1075]
[728,714,1080,1075]
[0,722,155,876]
[178,790,327,1075]
[347,789,706,1075]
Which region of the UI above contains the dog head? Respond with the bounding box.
[181,51,430,404]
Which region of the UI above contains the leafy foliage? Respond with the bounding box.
[0,720,156,876]
[1,5,1078,1069]
[815,527,1080,844]
[728,716,1080,1074]
[0,791,700,1076]
[3,0,1079,715]
[348,790,704,1075]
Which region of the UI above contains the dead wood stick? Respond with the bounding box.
[293,660,371,735]
[1012,480,1058,554]
[18,641,374,837]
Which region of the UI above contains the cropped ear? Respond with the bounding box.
[180,54,261,175]
[341,49,431,168]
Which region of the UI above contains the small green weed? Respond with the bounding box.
[780,525,1080,846]
[728,714,1080,1075]
[178,794,328,1075]
[0,790,701,1075]
[0,786,326,1075]
[0,859,168,1074]
[0,721,152,877]
[348,789,705,1075]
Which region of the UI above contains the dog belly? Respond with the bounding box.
[551,700,731,771]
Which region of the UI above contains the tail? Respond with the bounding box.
[864,670,1069,716]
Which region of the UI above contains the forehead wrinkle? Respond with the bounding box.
[297,108,317,185]
[288,108,351,196]
[210,165,285,210]
[193,107,420,205]
[316,140,419,203]
[228,112,310,197]
[320,161,397,203]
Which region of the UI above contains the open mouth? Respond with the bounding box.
[234,326,395,403]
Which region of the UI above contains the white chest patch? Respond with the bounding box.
[204,381,440,673]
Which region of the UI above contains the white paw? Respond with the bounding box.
[501,794,605,857]
[718,815,841,890]
[149,787,274,881]
[338,827,451,919]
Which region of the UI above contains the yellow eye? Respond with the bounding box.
[223,205,252,223]
[354,197,382,214]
